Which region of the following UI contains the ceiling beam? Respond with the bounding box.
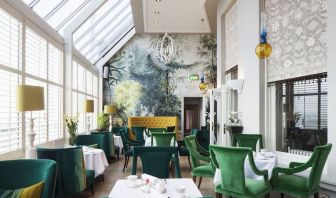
[205,0,217,36]
[130,0,144,33]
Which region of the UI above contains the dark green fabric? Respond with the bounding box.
[148,128,166,133]
[132,126,146,145]
[184,136,214,178]
[151,132,176,146]
[191,128,198,136]
[36,147,86,195]
[132,146,181,178]
[85,170,95,186]
[177,141,189,156]
[75,134,105,150]
[120,128,142,149]
[0,159,57,198]
[232,134,263,151]
[271,143,332,198]
[112,127,123,136]
[0,188,22,198]
[210,145,271,198]
[196,129,210,150]
[90,131,114,158]
[166,126,176,133]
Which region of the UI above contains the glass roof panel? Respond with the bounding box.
[32,0,64,19]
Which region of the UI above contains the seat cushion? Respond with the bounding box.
[0,182,44,198]
[215,178,270,198]
[85,170,95,186]
[271,174,310,197]
[192,163,214,177]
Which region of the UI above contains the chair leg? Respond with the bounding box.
[215,192,222,198]
[102,174,104,182]
[90,184,94,195]
[123,156,127,172]
[198,176,202,188]
[192,176,196,182]
[314,192,319,198]
[187,156,191,168]
[171,161,175,178]
[280,193,284,198]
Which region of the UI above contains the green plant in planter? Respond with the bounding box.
[97,112,109,130]
[64,114,79,145]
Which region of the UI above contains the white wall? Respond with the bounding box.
[236,0,260,133]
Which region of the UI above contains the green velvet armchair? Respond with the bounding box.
[132,126,146,145]
[91,130,116,160]
[184,135,214,188]
[270,143,332,198]
[131,146,181,178]
[151,132,176,146]
[210,145,271,198]
[232,134,263,151]
[0,159,57,198]
[75,134,105,149]
[36,147,95,195]
[148,127,167,134]
[120,129,142,172]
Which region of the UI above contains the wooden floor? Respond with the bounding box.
[76,155,334,198]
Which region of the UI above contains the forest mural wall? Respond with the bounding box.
[103,34,216,126]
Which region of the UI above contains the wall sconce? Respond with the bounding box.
[226,79,244,93]
[103,65,109,79]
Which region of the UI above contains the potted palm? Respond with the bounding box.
[64,114,79,145]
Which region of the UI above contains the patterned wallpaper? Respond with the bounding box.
[225,2,238,71]
[266,0,327,82]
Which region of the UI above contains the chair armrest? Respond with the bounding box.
[289,162,304,168]
[272,162,312,179]
[127,138,143,146]
[189,148,211,162]
[247,152,268,176]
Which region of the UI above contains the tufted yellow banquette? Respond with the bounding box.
[128,116,179,139]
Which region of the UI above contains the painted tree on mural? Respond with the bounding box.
[197,35,217,87]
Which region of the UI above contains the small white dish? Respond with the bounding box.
[175,185,186,194]
[127,179,143,188]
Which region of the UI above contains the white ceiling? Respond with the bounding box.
[142,0,211,33]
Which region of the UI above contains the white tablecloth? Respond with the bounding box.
[114,135,123,154]
[144,136,176,147]
[213,152,277,185]
[83,146,109,177]
[109,178,202,198]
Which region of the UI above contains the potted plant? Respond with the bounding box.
[97,112,109,131]
[225,112,243,143]
[64,114,79,145]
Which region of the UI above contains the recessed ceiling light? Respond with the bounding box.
[154,11,160,14]
[154,20,159,24]
[155,0,161,2]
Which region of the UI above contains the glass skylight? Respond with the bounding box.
[22,0,135,64]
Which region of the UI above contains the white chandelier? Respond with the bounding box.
[156,33,176,65]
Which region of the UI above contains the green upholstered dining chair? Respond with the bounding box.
[90,130,116,160]
[75,134,105,149]
[151,132,176,146]
[191,128,198,136]
[131,146,181,178]
[232,134,263,152]
[120,129,142,172]
[196,128,210,151]
[36,147,95,196]
[166,126,176,133]
[209,145,271,198]
[177,140,191,168]
[132,126,146,145]
[271,143,332,198]
[184,135,214,188]
[0,159,57,198]
[148,127,167,134]
[112,126,123,136]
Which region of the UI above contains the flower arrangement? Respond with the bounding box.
[228,112,242,126]
[64,114,79,145]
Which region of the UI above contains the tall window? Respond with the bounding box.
[72,60,98,134]
[225,66,238,113]
[274,73,327,155]
[0,8,23,154]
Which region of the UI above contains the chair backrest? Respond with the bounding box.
[191,128,198,136]
[75,134,105,149]
[112,127,123,136]
[120,129,131,153]
[148,127,167,133]
[196,129,210,150]
[90,131,114,158]
[233,134,263,151]
[36,147,86,195]
[151,132,176,146]
[132,126,146,144]
[0,159,57,198]
[131,146,181,178]
[210,145,250,194]
[307,143,332,190]
[166,126,176,133]
[184,135,203,168]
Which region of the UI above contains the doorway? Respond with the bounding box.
[184,97,202,135]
